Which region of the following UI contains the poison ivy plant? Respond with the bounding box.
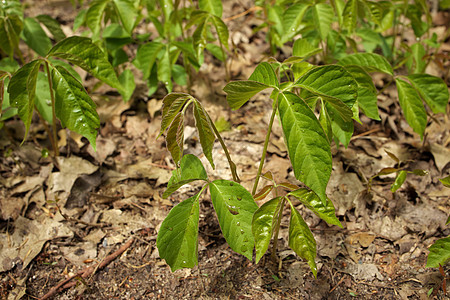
[4,36,123,155]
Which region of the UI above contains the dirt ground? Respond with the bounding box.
[1,0,450,299]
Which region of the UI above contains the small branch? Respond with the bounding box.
[223,6,262,22]
[39,238,134,300]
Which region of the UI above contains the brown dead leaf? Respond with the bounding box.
[429,142,450,172]
[347,232,376,248]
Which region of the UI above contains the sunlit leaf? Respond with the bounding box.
[199,0,223,17]
[159,93,190,137]
[426,236,450,268]
[0,14,23,58]
[390,170,407,193]
[118,69,135,102]
[85,0,108,37]
[278,92,331,204]
[210,15,229,50]
[282,3,309,43]
[51,65,100,149]
[36,14,66,42]
[166,112,184,167]
[289,202,317,277]
[288,188,342,227]
[292,39,322,58]
[224,81,271,110]
[252,197,283,263]
[22,17,52,56]
[133,42,165,79]
[407,74,449,114]
[338,53,394,75]
[209,180,258,260]
[342,0,357,33]
[47,36,124,93]
[157,193,201,271]
[395,78,427,139]
[312,3,334,40]
[439,175,450,188]
[113,0,138,33]
[163,154,208,198]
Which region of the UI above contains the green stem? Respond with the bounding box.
[207,113,240,183]
[252,94,279,195]
[218,40,230,82]
[271,196,285,262]
[45,61,59,156]
[0,80,4,118]
[35,106,57,156]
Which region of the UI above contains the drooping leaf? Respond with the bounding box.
[36,14,66,42]
[319,99,332,143]
[73,8,87,31]
[199,0,223,17]
[166,115,185,167]
[390,170,407,193]
[395,78,427,139]
[281,3,309,43]
[47,36,124,93]
[295,65,358,108]
[210,15,229,50]
[192,15,208,57]
[357,86,380,120]
[338,53,394,75]
[0,15,23,58]
[289,202,317,277]
[51,65,99,149]
[292,39,322,58]
[22,17,53,56]
[327,103,354,147]
[159,93,190,137]
[312,3,334,40]
[8,59,43,140]
[209,180,258,260]
[118,69,135,102]
[85,0,108,37]
[35,72,53,124]
[224,81,271,110]
[163,154,208,198]
[288,188,342,227]
[407,74,449,114]
[157,193,201,271]
[254,185,274,201]
[193,100,216,169]
[113,0,138,33]
[344,65,377,94]
[278,92,332,204]
[133,42,165,79]
[252,197,283,263]
[426,236,450,268]
[407,43,426,74]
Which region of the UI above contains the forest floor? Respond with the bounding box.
[1,0,450,299]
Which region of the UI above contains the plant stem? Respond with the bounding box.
[45,61,59,156]
[251,94,279,195]
[35,106,57,155]
[0,80,4,118]
[271,197,285,262]
[207,114,240,183]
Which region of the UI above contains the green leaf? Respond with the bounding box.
[193,100,216,169]
[408,43,426,74]
[342,0,358,33]
[288,188,342,227]
[86,0,108,37]
[319,99,333,142]
[133,42,165,79]
[312,3,334,40]
[281,3,309,43]
[327,103,354,147]
[248,62,278,88]
[338,53,394,75]
[157,46,172,92]
[8,59,43,140]
[426,236,450,268]
[223,81,270,110]
[73,9,87,31]
[209,180,258,260]
[439,175,450,188]
[51,65,100,150]
[157,193,200,271]
[357,86,380,120]
[35,72,53,124]
[295,65,358,108]
[163,154,208,198]
[206,43,225,61]
[22,17,53,57]
[390,170,407,193]
[252,197,283,263]
[199,0,222,17]
[159,93,190,137]
[210,15,229,50]
[0,15,23,58]
[292,39,322,58]
[395,78,427,139]
[36,14,66,42]
[344,65,377,94]
[47,36,123,93]
[113,0,137,33]
[118,69,135,102]
[278,92,332,204]
[407,74,449,114]
[166,113,184,166]
[289,202,317,277]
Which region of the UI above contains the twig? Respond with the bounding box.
[329,275,347,293]
[39,238,134,300]
[223,6,262,22]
